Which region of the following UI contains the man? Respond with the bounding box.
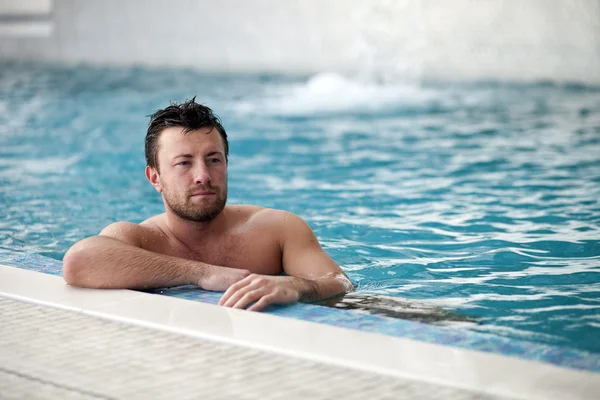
[63,99,353,311]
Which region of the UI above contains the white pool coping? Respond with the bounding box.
[1,264,598,400]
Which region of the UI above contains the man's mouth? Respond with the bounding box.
[191,191,216,197]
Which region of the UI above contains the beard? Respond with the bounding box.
[162,184,227,223]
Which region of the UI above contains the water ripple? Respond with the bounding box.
[1,62,599,353]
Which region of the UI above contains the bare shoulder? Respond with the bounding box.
[99,215,166,248]
[98,221,144,247]
[245,207,313,235]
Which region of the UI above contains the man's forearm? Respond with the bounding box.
[297,273,354,303]
[63,235,211,290]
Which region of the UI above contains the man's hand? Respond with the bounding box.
[198,266,252,292]
[218,274,314,311]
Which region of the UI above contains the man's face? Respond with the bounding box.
[150,126,228,222]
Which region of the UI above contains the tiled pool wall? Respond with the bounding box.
[2,249,599,373]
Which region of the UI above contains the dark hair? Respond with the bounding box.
[145,97,228,171]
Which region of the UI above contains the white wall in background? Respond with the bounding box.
[0,0,53,37]
[0,0,52,14]
[0,0,598,84]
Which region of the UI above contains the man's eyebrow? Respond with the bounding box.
[205,151,224,157]
[172,154,193,160]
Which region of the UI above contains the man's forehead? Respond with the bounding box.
[158,126,223,152]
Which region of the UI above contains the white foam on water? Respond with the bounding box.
[233,72,450,117]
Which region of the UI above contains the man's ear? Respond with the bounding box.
[145,166,163,193]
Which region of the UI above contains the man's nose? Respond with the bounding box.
[194,163,211,185]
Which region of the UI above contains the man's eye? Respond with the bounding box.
[177,161,190,166]
[208,158,221,164]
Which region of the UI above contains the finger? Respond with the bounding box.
[221,283,262,308]
[247,294,277,312]
[218,276,253,306]
[219,281,249,307]
[232,289,268,310]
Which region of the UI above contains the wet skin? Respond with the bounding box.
[63,127,352,311]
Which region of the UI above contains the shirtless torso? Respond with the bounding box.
[64,101,352,311]
[135,205,283,276]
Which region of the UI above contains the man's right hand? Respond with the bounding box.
[198,265,252,292]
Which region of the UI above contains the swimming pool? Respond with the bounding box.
[1,62,599,359]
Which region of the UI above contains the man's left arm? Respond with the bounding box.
[218,211,353,311]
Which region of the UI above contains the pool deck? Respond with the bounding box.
[1,265,599,399]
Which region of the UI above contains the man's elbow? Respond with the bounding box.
[62,237,95,287]
[302,272,354,302]
[339,274,355,293]
[328,272,354,294]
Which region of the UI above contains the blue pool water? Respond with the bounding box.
[1,62,599,355]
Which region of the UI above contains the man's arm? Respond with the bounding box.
[279,212,353,301]
[63,221,250,291]
[219,211,353,311]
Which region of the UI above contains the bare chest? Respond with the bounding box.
[155,233,283,275]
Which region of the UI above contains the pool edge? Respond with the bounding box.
[1,264,598,400]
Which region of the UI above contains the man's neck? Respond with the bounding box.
[163,208,228,250]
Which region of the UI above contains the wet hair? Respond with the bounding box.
[145,97,228,171]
